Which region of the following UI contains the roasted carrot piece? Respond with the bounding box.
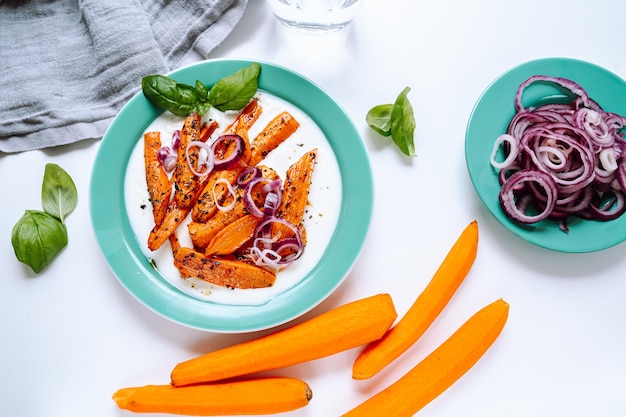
[274,148,318,239]
[143,131,171,226]
[249,111,300,166]
[147,199,192,251]
[113,377,312,415]
[205,214,262,256]
[199,119,219,142]
[191,118,254,223]
[170,293,397,386]
[224,99,262,135]
[173,247,276,289]
[173,112,203,209]
[352,220,479,380]
[342,299,509,417]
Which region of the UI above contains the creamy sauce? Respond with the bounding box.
[124,92,342,306]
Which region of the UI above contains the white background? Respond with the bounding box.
[2,1,626,416]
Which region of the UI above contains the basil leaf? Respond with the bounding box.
[195,80,208,101]
[390,87,416,156]
[142,75,201,117]
[207,62,261,112]
[11,210,68,273]
[366,104,393,137]
[41,163,77,223]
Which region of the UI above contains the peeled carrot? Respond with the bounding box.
[113,377,312,415]
[170,293,398,386]
[342,298,509,417]
[174,112,203,209]
[352,220,479,380]
[205,214,261,256]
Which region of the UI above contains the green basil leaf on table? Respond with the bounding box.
[207,62,262,111]
[141,75,202,117]
[11,210,68,273]
[366,104,393,137]
[366,86,416,157]
[390,87,416,156]
[41,163,78,223]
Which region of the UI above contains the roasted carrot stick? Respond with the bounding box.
[170,293,398,386]
[148,199,193,251]
[143,131,171,226]
[173,247,276,289]
[249,111,300,166]
[205,214,261,256]
[342,298,509,417]
[174,112,203,209]
[113,377,312,415]
[274,148,318,239]
[352,220,479,380]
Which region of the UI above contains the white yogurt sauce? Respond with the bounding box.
[124,92,342,306]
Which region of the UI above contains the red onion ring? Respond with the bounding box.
[210,134,246,170]
[491,75,626,229]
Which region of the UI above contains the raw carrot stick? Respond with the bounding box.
[170,293,398,386]
[342,298,509,417]
[352,220,479,380]
[113,377,312,415]
[143,131,171,226]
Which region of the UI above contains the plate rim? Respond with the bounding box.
[465,57,626,253]
[90,58,374,332]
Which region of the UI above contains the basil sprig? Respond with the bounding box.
[11,163,78,273]
[142,62,262,116]
[366,86,416,156]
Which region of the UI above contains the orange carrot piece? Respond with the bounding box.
[199,119,219,142]
[342,298,509,417]
[113,377,312,416]
[173,247,276,289]
[352,220,479,380]
[174,112,203,209]
[274,148,318,239]
[205,214,261,256]
[143,131,171,226]
[249,111,300,166]
[147,199,192,251]
[170,293,398,386]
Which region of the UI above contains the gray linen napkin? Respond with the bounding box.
[0,0,248,153]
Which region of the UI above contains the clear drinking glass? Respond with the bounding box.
[265,0,364,33]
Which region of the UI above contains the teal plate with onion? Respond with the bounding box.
[465,57,626,253]
[90,59,373,332]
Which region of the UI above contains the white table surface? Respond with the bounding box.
[2,1,626,416]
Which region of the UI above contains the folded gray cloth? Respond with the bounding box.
[0,0,248,153]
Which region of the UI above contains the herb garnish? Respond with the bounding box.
[11,163,78,273]
[366,86,416,156]
[141,62,262,116]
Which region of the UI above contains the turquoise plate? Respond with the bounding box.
[466,58,626,253]
[90,59,373,332]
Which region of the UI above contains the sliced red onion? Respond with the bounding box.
[498,170,558,224]
[212,178,236,212]
[211,134,246,170]
[237,166,262,187]
[242,177,283,218]
[186,140,215,177]
[157,146,177,172]
[492,75,626,228]
[249,216,304,270]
